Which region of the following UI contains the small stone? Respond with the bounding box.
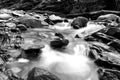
[8,50,21,58]
[6,22,16,28]
[49,14,62,20]
[0,58,4,65]
[16,24,27,32]
[0,13,11,20]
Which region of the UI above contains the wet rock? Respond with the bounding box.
[0,58,4,65]
[10,28,20,33]
[5,22,16,28]
[22,48,42,59]
[19,17,43,28]
[7,49,21,58]
[95,59,120,71]
[27,67,61,80]
[98,69,120,80]
[0,73,8,80]
[0,23,5,27]
[16,24,27,32]
[49,14,62,20]
[50,38,69,49]
[0,13,11,20]
[71,17,88,29]
[97,14,120,26]
[105,27,117,36]
[55,33,64,39]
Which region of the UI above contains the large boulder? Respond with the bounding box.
[27,67,61,80]
[19,17,44,28]
[71,17,88,29]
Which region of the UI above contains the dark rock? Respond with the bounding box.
[27,67,60,80]
[23,48,42,59]
[105,27,117,36]
[95,59,120,71]
[88,50,97,60]
[55,33,64,39]
[44,18,55,25]
[16,24,27,32]
[108,42,120,53]
[71,17,88,29]
[10,28,20,33]
[50,38,69,49]
[98,69,120,80]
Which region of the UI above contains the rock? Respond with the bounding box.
[0,13,11,20]
[55,33,64,39]
[97,14,120,24]
[10,28,20,33]
[27,67,61,80]
[50,38,69,49]
[16,24,27,32]
[98,69,120,80]
[0,73,8,80]
[10,67,22,73]
[71,17,88,29]
[0,58,4,65]
[105,27,117,36]
[7,49,21,58]
[5,22,16,28]
[0,23,5,27]
[19,17,43,28]
[49,14,62,20]
[22,48,42,59]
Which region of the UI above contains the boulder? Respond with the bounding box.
[71,17,88,29]
[27,67,61,80]
[50,38,69,49]
[97,14,120,24]
[19,17,43,28]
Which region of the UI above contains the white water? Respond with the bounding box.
[7,42,99,80]
[6,22,103,80]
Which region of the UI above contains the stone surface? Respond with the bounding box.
[71,17,88,29]
[19,17,43,28]
[27,67,61,80]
